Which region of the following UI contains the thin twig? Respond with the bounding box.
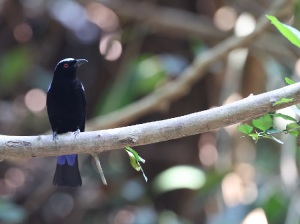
[92,153,107,185]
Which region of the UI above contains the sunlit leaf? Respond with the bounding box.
[249,133,258,138]
[125,147,147,182]
[285,77,295,85]
[266,15,300,48]
[248,133,259,143]
[270,113,297,122]
[289,130,299,137]
[237,124,253,135]
[252,114,273,132]
[273,98,293,106]
[286,123,300,131]
[127,151,141,171]
[125,147,145,163]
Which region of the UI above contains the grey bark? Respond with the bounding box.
[1,82,300,160]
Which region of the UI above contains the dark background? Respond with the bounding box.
[0,0,300,224]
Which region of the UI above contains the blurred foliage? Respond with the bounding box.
[95,55,167,115]
[260,191,289,224]
[0,47,31,95]
[0,199,26,223]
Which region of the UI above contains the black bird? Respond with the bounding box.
[47,58,88,187]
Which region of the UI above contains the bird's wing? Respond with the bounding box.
[80,82,87,132]
[46,83,56,131]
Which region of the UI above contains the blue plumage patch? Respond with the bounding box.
[57,154,77,166]
[47,82,52,92]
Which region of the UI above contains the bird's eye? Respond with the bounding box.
[64,63,69,68]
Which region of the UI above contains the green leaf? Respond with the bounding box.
[252,114,273,132]
[125,147,147,182]
[249,133,258,138]
[270,113,297,122]
[125,147,145,163]
[248,133,259,143]
[285,77,295,85]
[289,130,299,137]
[266,127,283,134]
[273,98,293,106]
[237,124,253,135]
[261,135,284,144]
[266,15,300,48]
[127,151,141,171]
[286,123,300,131]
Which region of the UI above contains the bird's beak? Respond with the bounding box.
[74,59,88,67]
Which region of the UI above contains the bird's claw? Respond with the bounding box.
[53,132,58,142]
[74,128,80,138]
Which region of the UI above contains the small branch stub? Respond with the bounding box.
[92,153,107,186]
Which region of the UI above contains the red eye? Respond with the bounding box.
[64,63,69,68]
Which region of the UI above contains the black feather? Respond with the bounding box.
[53,155,82,187]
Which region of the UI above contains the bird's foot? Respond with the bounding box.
[53,132,59,142]
[74,128,80,138]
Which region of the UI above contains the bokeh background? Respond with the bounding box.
[0,0,300,223]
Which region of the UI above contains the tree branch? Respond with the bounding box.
[84,0,296,131]
[2,83,300,160]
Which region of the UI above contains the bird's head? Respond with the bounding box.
[54,58,88,79]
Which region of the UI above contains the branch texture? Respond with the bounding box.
[2,83,300,160]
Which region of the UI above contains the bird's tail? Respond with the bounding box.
[53,154,82,187]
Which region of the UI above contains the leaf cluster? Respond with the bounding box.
[237,15,300,144]
[237,78,299,143]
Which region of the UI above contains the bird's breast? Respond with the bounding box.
[47,80,85,128]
